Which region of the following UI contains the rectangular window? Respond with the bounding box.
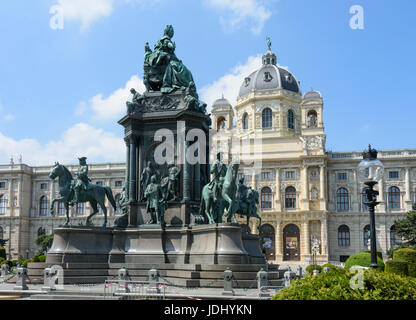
[0,181,6,189]
[389,171,399,179]
[261,172,272,180]
[337,172,347,180]
[96,181,104,186]
[115,180,123,187]
[40,183,48,190]
[285,171,295,180]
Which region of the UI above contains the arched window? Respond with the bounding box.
[285,186,296,209]
[261,187,272,209]
[287,109,295,129]
[260,224,275,261]
[363,224,370,247]
[57,202,65,215]
[388,186,401,209]
[242,113,249,130]
[76,202,84,215]
[362,187,369,211]
[390,225,401,247]
[39,196,48,216]
[0,195,6,215]
[336,188,349,211]
[217,117,226,131]
[338,225,350,247]
[115,194,121,214]
[307,110,317,128]
[262,108,272,128]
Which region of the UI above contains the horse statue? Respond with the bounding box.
[226,188,262,233]
[200,160,240,224]
[48,162,117,228]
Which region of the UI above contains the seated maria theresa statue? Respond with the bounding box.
[144,25,195,95]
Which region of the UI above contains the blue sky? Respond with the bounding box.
[0,0,415,165]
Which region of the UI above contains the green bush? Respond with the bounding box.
[31,254,40,262]
[345,252,385,271]
[38,255,46,263]
[385,260,408,277]
[306,264,322,274]
[272,268,416,300]
[0,260,12,268]
[19,259,30,268]
[364,250,383,260]
[393,248,416,264]
[407,263,416,278]
[322,263,337,271]
[0,247,6,260]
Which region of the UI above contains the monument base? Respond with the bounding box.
[37,224,276,287]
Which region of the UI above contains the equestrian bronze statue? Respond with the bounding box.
[49,160,117,228]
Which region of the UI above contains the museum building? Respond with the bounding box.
[0,46,415,263]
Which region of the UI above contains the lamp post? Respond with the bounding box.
[357,145,384,269]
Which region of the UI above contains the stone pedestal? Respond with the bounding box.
[47,223,252,265]
[242,233,266,264]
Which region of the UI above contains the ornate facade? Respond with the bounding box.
[210,46,415,264]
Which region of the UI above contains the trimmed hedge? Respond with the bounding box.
[408,263,416,278]
[0,247,6,260]
[306,264,322,274]
[38,255,46,263]
[393,248,416,264]
[385,260,408,277]
[272,268,416,300]
[345,252,385,271]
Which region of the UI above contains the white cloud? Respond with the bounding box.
[205,0,272,34]
[3,114,14,121]
[200,55,262,112]
[57,0,163,30]
[80,75,145,121]
[0,123,124,166]
[58,0,115,30]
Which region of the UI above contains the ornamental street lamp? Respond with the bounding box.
[357,145,384,269]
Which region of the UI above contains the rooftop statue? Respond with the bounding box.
[144,25,196,96]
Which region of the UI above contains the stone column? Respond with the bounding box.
[194,148,201,202]
[129,136,137,202]
[275,168,281,211]
[405,168,412,208]
[378,177,386,211]
[304,220,311,255]
[124,138,130,200]
[321,215,328,255]
[319,165,326,210]
[275,222,283,260]
[183,140,191,201]
[301,165,309,211]
[352,170,359,212]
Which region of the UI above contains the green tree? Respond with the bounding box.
[394,203,416,249]
[0,239,8,247]
[35,234,54,255]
